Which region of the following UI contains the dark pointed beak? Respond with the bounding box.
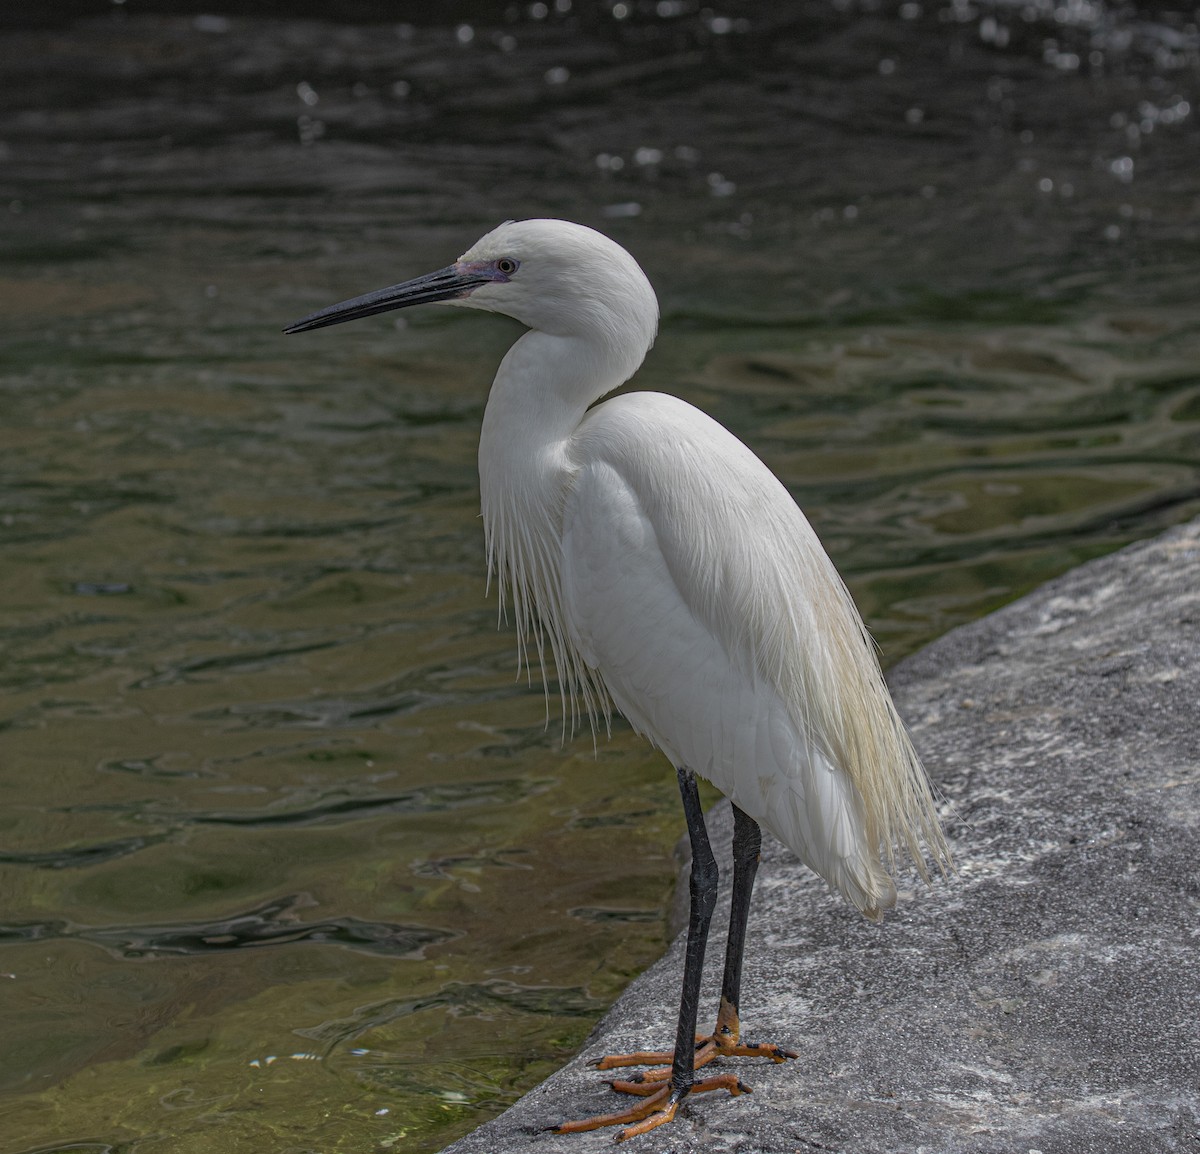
[283,264,492,334]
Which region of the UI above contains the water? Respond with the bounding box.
[1,3,1198,1151]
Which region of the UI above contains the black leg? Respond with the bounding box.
[716,804,762,1037]
[669,766,719,1100]
[551,778,757,1138]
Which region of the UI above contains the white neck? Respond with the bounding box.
[477,327,644,726]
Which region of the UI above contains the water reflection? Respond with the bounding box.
[0,2,1198,1152]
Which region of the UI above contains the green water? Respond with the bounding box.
[1,4,1199,1152]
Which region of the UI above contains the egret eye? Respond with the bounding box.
[496,257,519,276]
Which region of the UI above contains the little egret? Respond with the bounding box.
[285,219,951,1141]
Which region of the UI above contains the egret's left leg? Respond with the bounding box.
[599,805,796,1093]
[702,805,797,1063]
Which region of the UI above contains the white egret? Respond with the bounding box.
[285,219,951,1141]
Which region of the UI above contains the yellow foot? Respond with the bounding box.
[552,1074,748,1141]
[594,997,798,1092]
[602,1033,797,1092]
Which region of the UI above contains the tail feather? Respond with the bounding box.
[746,737,899,918]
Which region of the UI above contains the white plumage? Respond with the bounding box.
[285,217,951,1138]
[459,219,949,916]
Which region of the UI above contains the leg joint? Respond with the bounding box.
[732,804,762,866]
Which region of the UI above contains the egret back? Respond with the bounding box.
[561,392,951,914]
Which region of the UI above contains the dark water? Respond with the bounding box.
[1,3,1198,1151]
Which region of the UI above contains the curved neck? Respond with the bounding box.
[485,328,638,439]
[479,328,643,503]
[475,318,651,729]
[477,325,643,634]
[477,328,637,713]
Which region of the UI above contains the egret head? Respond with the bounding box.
[284,219,659,366]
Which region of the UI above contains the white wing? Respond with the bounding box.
[562,392,943,915]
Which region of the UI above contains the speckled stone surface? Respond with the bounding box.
[440,518,1200,1153]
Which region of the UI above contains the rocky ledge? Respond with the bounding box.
[441,518,1200,1153]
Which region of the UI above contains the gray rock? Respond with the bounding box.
[441,518,1200,1153]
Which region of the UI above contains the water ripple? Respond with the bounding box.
[0,894,457,960]
[0,836,164,870]
[185,778,554,828]
[298,978,605,1050]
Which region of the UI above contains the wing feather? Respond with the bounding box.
[563,392,950,911]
